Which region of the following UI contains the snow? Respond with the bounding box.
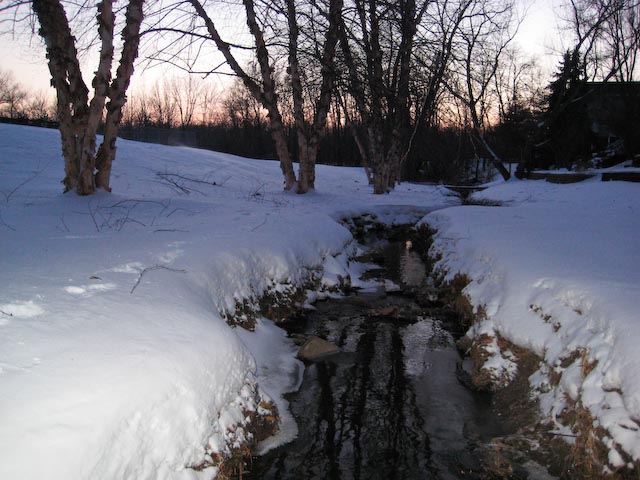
[3,122,639,476]
[422,177,640,465]
[0,124,456,479]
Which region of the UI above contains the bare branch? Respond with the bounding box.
[130,265,187,293]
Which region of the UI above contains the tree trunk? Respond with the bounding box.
[187,0,297,191]
[350,126,373,184]
[95,0,144,192]
[474,128,511,181]
[268,117,297,190]
[78,0,115,194]
[469,100,510,181]
[33,0,87,192]
[33,0,119,195]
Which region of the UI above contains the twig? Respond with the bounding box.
[544,431,578,438]
[0,309,13,317]
[130,265,187,294]
[153,228,190,233]
[155,171,228,196]
[109,199,167,208]
[1,164,47,203]
[59,214,70,233]
[251,215,268,232]
[87,201,101,232]
[167,207,198,218]
[0,211,16,231]
[157,172,229,187]
[116,217,146,232]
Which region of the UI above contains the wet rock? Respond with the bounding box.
[289,333,308,346]
[343,296,370,307]
[455,360,475,390]
[368,305,401,318]
[482,440,514,478]
[297,336,340,360]
[383,279,402,293]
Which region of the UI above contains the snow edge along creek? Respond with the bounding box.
[420,179,640,476]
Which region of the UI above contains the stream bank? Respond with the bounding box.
[245,223,558,479]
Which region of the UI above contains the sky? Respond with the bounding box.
[0,0,564,98]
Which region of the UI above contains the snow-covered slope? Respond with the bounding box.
[423,179,640,469]
[0,124,456,479]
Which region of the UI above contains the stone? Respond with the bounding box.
[297,336,340,360]
[369,306,400,317]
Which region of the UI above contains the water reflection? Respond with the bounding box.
[400,249,427,287]
[254,304,502,479]
[252,241,503,480]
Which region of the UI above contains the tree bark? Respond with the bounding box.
[286,0,343,193]
[285,0,310,192]
[187,0,297,190]
[95,0,144,192]
[79,0,115,194]
[338,0,422,193]
[33,0,121,195]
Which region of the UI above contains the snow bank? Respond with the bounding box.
[423,178,640,467]
[0,124,455,479]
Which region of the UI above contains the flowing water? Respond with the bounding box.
[250,241,514,480]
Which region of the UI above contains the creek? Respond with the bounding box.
[249,237,542,480]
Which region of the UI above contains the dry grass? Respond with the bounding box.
[192,400,279,480]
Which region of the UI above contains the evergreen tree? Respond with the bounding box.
[539,50,591,169]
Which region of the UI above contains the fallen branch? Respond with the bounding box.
[1,162,49,203]
[157,172,230,187]
[156,171,231,196]
[0,211,16,231]
[130,265,187,294]
[251,215,268,231]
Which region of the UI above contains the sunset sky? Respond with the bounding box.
[0,0,564,98]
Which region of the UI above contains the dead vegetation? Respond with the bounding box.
[222,273,323,330]
[192,400,279,480]
[436,266,640,478]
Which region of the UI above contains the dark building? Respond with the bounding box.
[533,81,640,170]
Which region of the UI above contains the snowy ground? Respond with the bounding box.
[2,123,639,478]
[423,178,640,471]
[0,124,457,480]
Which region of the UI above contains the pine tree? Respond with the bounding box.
[539,50,591,169]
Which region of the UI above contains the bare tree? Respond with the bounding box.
[146,0,343,193]
[25,90,53,120]
[445,0,517,181]
[563,0,640,82]
[223,77,266,128]
[169,75,201,128]
[337,0,433,193]
[0,69,27,118]
[198,81,219,126]
[0,0,145,194]
[148,79,177,127]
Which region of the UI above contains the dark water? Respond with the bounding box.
[251,242,507,480]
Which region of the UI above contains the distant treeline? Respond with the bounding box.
[0,114,515,184]
[116,120,505,184]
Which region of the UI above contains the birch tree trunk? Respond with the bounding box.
[95,0,144,192]
[286,0,343,193]
[187,0,297,190]
[33,0,113,194]
[337,0,424,194]
[33,0,141,194]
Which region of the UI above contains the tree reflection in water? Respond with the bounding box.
[253,242,503,479]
